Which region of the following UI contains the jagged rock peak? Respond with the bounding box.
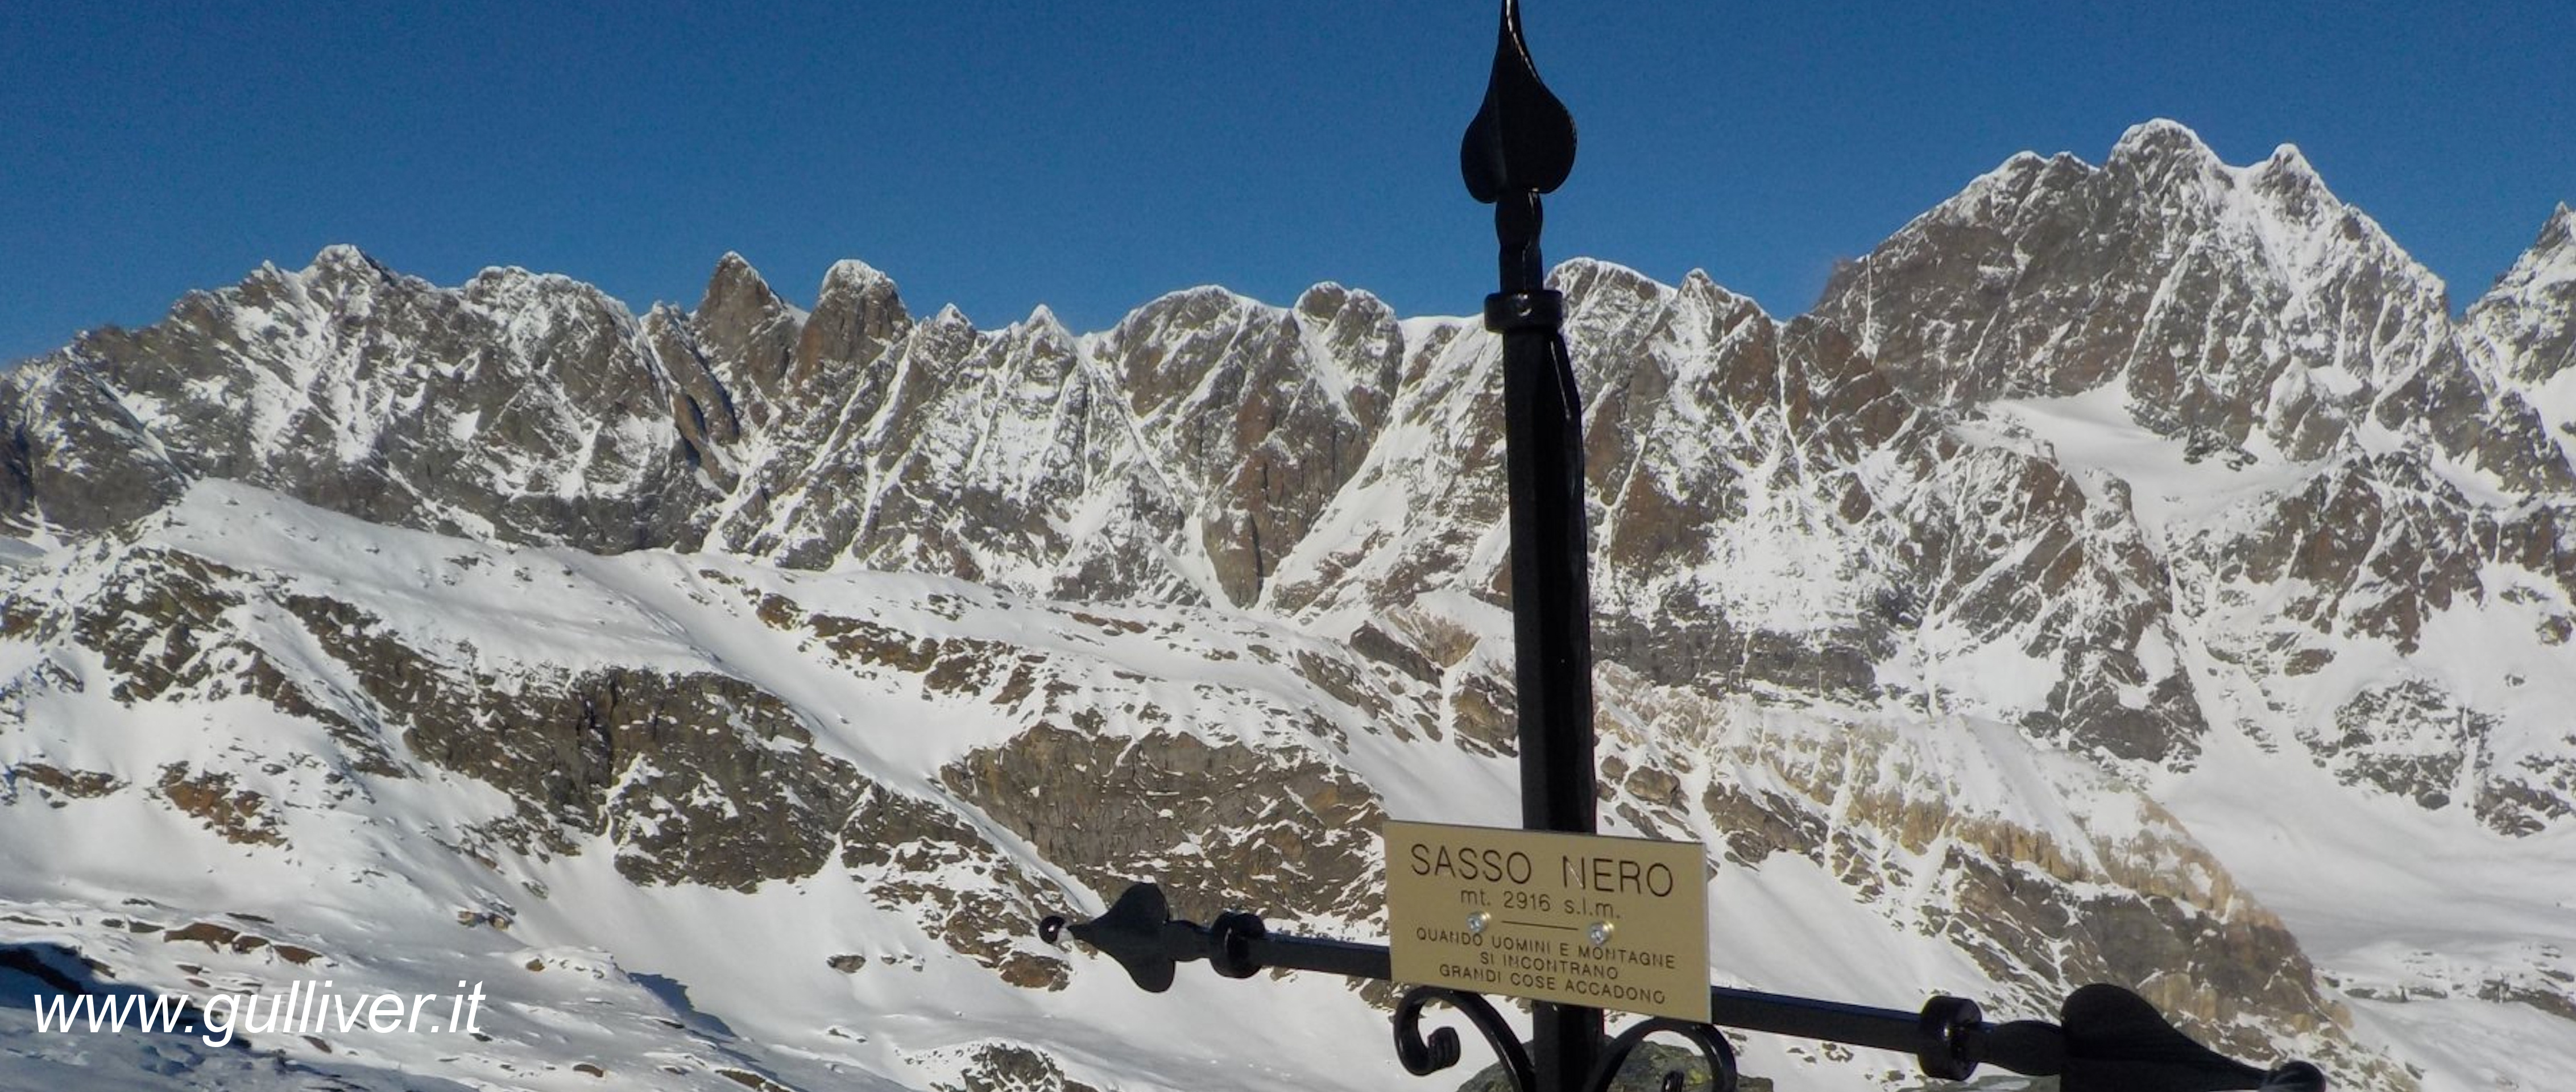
[2486,203,2576,301]
[1294,280,1351,303]
[688,253,805,424]
[1677,267,1765,316]
[1003,303,1075,354]
[2103,120,2307,217]
[270,243,404,299]
[1994,148,2089,174]
[2110,117,2221,164]
[1292,281,1384,324]
[1548,256,1671,304]
[1550,258,1770,344]
[2467,202,2576,386]
[464,262,632,310]
[308,242,384,275]
[818,257,896,294]
[697,251,786,320]
[2260,142,2321,179]
[1550,254,1652,283]
[2519,202,2576,271]
[792,258,910,384]
[1924,150,2093,237]
[1120,283,1261,322]
[1867,117,2441,318]
[1537,257,1770,321]
[1803,117,2560,488]
[2092,123,2370,252]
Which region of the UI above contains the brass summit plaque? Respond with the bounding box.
[1385,820,1710,1021]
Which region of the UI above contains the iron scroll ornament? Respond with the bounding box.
[1395,987,1535,1089]
[1039,884,2326,1092]
[1394,990,1741,1092]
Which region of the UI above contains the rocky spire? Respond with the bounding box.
[2468,203,2576,383]
[788,259,909,399]
[689,253,802,428]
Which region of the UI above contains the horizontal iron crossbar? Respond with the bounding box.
[1041,883,2327,1092]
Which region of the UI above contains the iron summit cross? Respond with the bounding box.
[1039,5,2327,1091]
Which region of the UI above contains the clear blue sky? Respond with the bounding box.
[4,2,2570,364]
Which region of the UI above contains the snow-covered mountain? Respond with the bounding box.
[3,119,2570,1092]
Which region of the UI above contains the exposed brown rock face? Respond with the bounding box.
[945,723,1386,930]
[4,762,120,800]
[918,1043,1101,1092]
[278,593,864,892]
[157,764,285,846]
[840,783,1072,990]
[792,260,913,407]
[1089,283,1398,606]
[688,253,803,429]
[0,360,189,533]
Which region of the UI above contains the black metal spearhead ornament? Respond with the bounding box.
[1460,0,1577,203]
[1462,0,1579,296]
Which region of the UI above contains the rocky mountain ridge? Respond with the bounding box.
[4,119,2573,1091]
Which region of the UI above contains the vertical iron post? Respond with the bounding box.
[1461,3,1595,1090]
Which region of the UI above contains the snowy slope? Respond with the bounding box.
[0,482,2404,1091]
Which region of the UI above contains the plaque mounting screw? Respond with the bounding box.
[1587,921,1614,946]
[1468,912,1493,936]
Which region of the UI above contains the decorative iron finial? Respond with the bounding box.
[1460,0,1577,202]
[1462,0,1576,295]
